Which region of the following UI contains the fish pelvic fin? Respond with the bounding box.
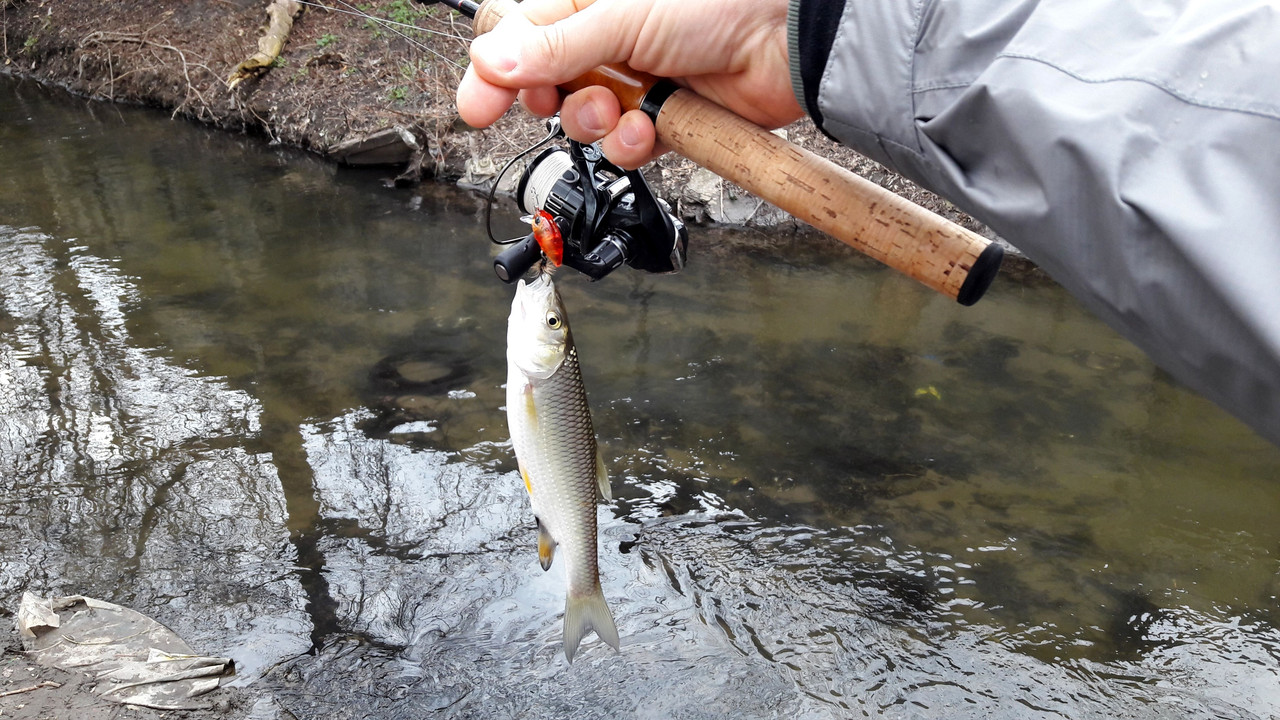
[594,450,611,502]
[563,584,620,663]
[518,460,533,496]
[536,518,556,571]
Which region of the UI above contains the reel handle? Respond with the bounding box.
[470,0,1002,305]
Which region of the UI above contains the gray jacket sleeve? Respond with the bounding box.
[789,0,1280,447]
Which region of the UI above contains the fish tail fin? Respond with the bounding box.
[562,585,619,663]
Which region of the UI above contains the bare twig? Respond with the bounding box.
[0,680,63,698]
[79,30,216,118]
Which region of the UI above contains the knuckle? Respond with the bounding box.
[533,25,572,69]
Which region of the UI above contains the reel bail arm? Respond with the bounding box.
[493,120,688,283]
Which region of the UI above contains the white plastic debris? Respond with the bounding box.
[15,592,234,710]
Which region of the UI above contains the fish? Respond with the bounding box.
[506,271,620,662]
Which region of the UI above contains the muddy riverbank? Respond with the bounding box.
[0,0,1003,241]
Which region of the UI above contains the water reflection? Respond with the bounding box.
[0,227,309,682]
[1,78,1278,718]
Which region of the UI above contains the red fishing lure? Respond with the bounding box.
[531,209,563,267]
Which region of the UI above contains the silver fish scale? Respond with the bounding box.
[528,345,601,595]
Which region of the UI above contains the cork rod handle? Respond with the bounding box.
[471,0,1002,304]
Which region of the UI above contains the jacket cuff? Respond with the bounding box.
[787,0,848,133]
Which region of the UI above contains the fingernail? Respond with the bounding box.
[620,119,643,148]
[578,102,605,134]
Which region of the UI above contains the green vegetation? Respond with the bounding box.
[316,33,338,49]
[356,1,436,41]
[385,0,428,27]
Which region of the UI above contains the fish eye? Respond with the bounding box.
[545,312,562,329]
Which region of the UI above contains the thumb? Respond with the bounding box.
[469,1,644,88]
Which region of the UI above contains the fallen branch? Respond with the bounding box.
[227,0,302,89]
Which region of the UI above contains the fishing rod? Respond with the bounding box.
[422,0,1003,304]
[434,0,480,13]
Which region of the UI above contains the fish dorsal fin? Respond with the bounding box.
[594,450,611,502]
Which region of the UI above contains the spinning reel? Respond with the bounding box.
[488,118,688,283]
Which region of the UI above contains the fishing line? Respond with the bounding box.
[293,0,470,68]
[290,1,560,249]
[486,118,563,244]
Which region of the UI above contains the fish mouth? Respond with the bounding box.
[515,272,555,312]
[524,270,553,290]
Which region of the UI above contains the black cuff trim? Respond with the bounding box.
[639,79,680,121]
[794,0,847,133]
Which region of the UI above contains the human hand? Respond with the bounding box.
[455,0,802,169]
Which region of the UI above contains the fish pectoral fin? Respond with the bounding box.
[536,518,556,571]
[594,450,611,502]
[522,382,538,434]
[563,583,620,663]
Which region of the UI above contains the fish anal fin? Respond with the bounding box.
[536,517,556,571]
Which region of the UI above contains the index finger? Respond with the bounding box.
[513,0,597,25]
[473,0,594,32]
[470,0,646,89]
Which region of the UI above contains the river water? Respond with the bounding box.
[1,78,1277,719]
